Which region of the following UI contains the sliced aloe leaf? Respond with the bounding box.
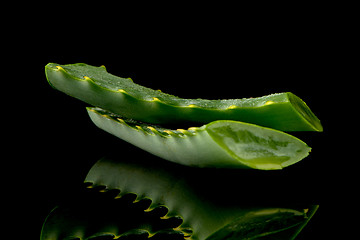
[45,63,322,131]
[87,107,311,170]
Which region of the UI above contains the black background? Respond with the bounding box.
[7,5,352,239]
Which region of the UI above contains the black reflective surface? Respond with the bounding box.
[14,27,342,238]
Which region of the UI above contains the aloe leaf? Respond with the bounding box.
[45,63,322,131]
[41,156,318,239]
[87,107,311,170]
[40,192,186,240]
[83,156,318,240]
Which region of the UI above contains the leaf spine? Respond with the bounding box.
[55,66,65,71]
[101,113,112,119]
[265,100,275,105]
[152,97,162,102]
[147,126,159,133]
[164,130,177,136]
[177,129,194,136]
[117,118,126,124]
[227,105,237,109]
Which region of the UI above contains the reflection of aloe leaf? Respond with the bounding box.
[40,187,187,239]
[40,156,318,239]
[82,156,317,239]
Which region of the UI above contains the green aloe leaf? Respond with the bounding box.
[45,63,322,132]
[41,156,318,239]
[87,107,310,170]
[41,61,320,239]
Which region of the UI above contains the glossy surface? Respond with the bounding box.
[83,157,318,240]
[40,156,320,239]
[206,120,311,169]
[87,107,311,170]
[39,156,320,240]
[45,63,322,131]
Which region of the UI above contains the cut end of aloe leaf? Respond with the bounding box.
[45,63,323,132]
[206,120,312,170]
[287,92,323,132]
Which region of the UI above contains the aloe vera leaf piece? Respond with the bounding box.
[45,63,322,132]
[83,156,319,240]
[40,190,187,240]
[87,107,311,170]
